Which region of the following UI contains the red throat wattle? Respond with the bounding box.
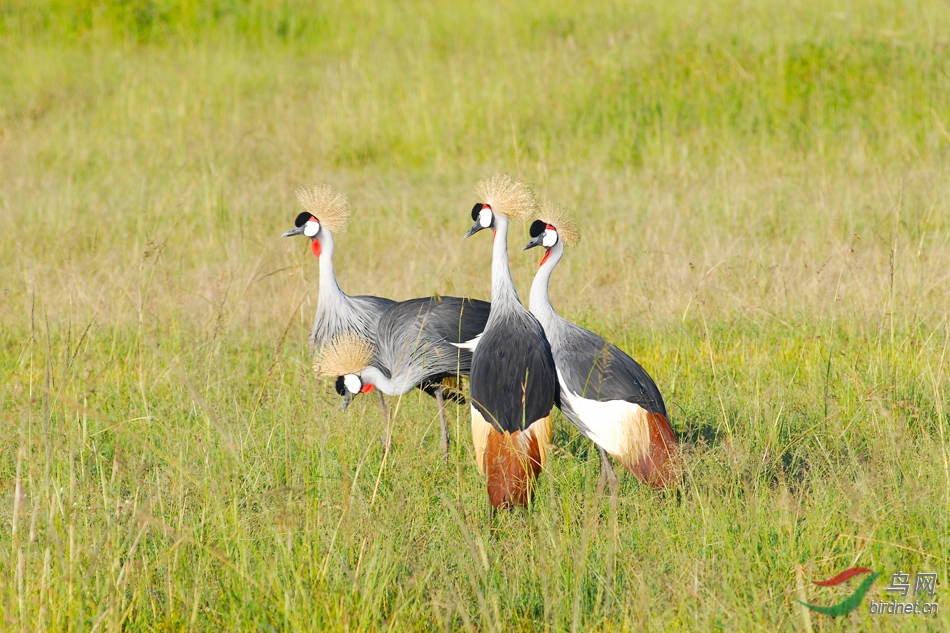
[360,383,375,394]
[311,239,322,257]
[540,250,552,266]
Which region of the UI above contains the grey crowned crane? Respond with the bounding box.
[523,205,680,490]
[317,296,491,460]
[282,185,396,420]
[465,176,558,510]
[281,185,396,352]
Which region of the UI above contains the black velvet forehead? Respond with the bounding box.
[529,220,547,238]
[471,203,485,221]
[294,211,314,228]
[334,375,346,396]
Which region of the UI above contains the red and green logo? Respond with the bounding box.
[797,567,881,616]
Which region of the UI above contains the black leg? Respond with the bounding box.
[597,446,619,494]
[435,388,450,463]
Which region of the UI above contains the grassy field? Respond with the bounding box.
[1,0,949,630]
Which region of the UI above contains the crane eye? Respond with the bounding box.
[343,374,361,394]
[478,207,492,228]
[542,230,558,248]
[303,220,321,237]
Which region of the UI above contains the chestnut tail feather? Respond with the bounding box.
[629,412,681,489]
[484,416,551,508]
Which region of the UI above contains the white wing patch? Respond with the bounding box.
[450,333,482,351]
[556,369,651,470]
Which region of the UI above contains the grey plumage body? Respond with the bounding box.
[469,214,557,433]
[528,241,666,422]
[371,297,490,395]
[528,237,677,489]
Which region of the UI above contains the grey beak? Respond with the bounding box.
[342,391,352,413]
[282,226,305,238]
[523,235,544,251]
[465,221,485,238]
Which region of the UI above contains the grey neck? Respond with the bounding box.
[360,366,409,396]
[309,229,358,349]
[488,215,522,320]
[317,231,345,303]
[528,241,567,344]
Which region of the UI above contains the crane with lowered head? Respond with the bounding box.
[317,294,490,460]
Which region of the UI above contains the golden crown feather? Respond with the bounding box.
[474,175,539,222]
[537,201,581,247]
[314,333,374,377]
[295,184,352,233]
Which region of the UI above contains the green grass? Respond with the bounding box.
[1,0,949,630]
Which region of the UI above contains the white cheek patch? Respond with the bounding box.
[343,374,361,394]
[303,220,321,237]
[542,230,558,248]
[478,208,492,228]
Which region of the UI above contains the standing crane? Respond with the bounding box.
[281,185,397,350]
[282,185,396,417]
[465,176,558,510]
[523,204,680,490]
[316,296,490,460]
